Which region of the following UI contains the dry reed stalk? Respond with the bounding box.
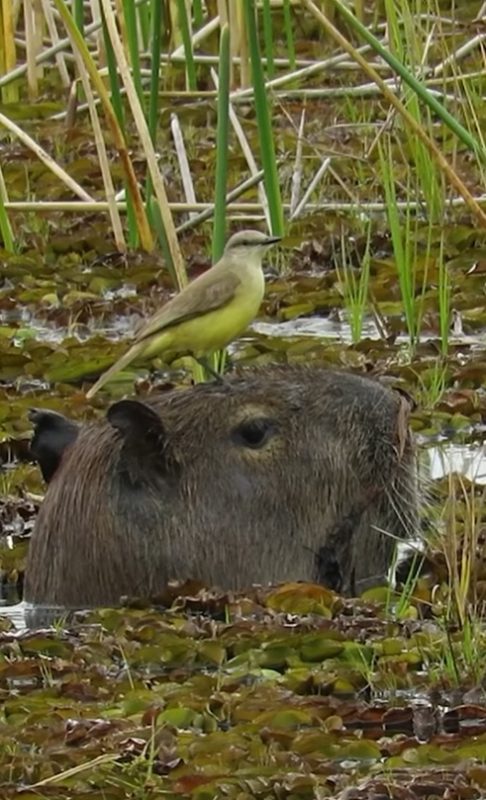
[100,0,186,283]
[71,46,126,249]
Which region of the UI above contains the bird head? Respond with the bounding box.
[223,230,282,260]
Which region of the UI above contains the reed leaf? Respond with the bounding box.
[175,0,197,91]
[243,0,284,235]
[262,0,275,79]
[122,0,145,107]
[212,24,230,262]
[144,0,163,223]
[0,162,14,253]
[193,0,204,29]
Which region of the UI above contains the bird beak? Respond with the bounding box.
[264,236,282,246]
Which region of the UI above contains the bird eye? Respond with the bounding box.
[232,418,277,449]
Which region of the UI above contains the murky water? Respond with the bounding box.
[254,316,486,348]
[0,600,27,629]
[253,315,379,342]
[427,443,486,485]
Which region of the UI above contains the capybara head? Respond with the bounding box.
[24,365,418,609]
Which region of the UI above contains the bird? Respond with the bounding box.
[85,229,282,398]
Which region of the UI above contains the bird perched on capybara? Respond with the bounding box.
[24,366,418,618]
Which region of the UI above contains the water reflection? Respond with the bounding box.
[252,315,378,342]
[426,443,486,485]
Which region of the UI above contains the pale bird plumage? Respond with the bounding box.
[85,229,281,398]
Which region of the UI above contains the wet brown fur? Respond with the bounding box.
[24,365,418,608]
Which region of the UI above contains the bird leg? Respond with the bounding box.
[194,357,226,384]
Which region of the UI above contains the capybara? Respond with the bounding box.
[24,366,418,618]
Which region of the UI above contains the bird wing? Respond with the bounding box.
[134,267,240,344]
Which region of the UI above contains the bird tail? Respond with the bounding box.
[85,341,145,399]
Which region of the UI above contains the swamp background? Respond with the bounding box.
[2,0,486,797]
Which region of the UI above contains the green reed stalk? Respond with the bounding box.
[73,0,84,35]
[437,233,450,356]
[73,0,84,101]
[282,0,296,71]
[148,0,163,143]
[193,0,204,28]
[262,0,275,79]
[212,25,230,262]
[0,165,14,253]
[379,141,418,348]
[176,0,197,91]
[145,0,163,218]
[337,224,371,344]
[147,195,177,286]
[101,8,138,247]
[137,0,150,49]
[416,361,447,408]
[210,24,231,376]
[243,0,284,236]
[383,0,443,222]
[122,0,145,108]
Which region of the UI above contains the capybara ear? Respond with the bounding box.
[393,385,417,412]
[107,400,168,482]
[107,399,165,439]
[29,408,80,484]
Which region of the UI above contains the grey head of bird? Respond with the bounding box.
[223,229,282,262]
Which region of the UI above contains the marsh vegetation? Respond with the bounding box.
[2,0,486,797]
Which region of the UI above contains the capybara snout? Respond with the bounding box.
[24,365,418,610]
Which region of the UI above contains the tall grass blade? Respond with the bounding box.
[379,140,418,348]
[144,0,163,224]
[438,233,450,356]
[210,23,231,378]
[336,223,371,343]
[122,0,145,107]
[175,0,197,91]
[73,0,84,33]
[212,24,230,262]
[137,0,150,49]
[193,0,203,29]
[243,0,284,235]
[262,0,275,79]
[0,162,14,253]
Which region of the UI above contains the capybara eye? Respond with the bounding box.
[232,418,277,449]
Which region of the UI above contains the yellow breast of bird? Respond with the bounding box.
[145,265,265,361]
[182,265,265,355]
